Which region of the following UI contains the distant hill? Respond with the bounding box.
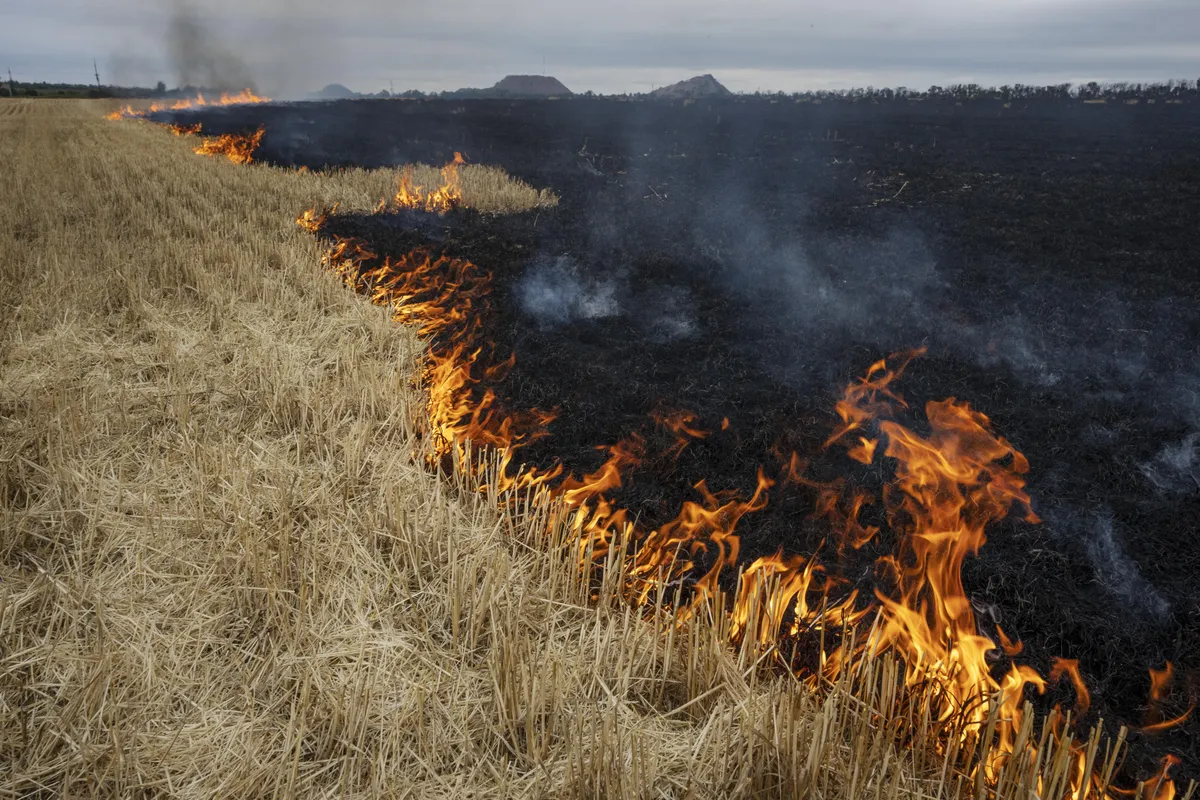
[650,74,732,100]
[311,83,357,100]
[489,75,572,97]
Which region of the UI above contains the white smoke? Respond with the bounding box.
[517,256,620,326]
[1084,512,1172,620]
[516,256,699,342]
[641,286,698,342]
[1140,432,1200,493]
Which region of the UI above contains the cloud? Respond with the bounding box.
[3,0,1197,93]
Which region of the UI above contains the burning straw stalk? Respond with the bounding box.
[372,151,559,215]
[297,164,1194,798]
[192,127,265,164]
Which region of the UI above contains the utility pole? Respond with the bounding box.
[6,68,13,97]
[93,59,102,91]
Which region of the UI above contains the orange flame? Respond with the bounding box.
[1141,662,1194,734]
[833,354,1040,716]
[996,624,1024,657]
[1050,657,1092,715]
[107,89,269,121]
[166,122,202,137]
[651,408,710,462]
[296,205,332,234]
[378,153,467,214]
[1137,755,1182,800]
[192,127,265,164]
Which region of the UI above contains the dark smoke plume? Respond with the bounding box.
[103,1,342,97]
[168,3,256,92]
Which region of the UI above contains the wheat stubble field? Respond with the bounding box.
[0,99,967,798]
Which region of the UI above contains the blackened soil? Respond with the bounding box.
[182,97,1200,785]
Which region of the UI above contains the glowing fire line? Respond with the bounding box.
[106,88,269,121]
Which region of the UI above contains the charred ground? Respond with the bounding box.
[179,96,1200,783]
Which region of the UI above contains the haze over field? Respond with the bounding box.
[4,0,1199,96]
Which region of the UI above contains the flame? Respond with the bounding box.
[650,408,710,461]
[296,209,1187,798]
[1136,755,1182,800]
[1141,662,1194,734]
[106,88,269,121]
[996,624,1024,657]
[1050,657,1092,715]
[296,205,332,234]
[192,127,265,164]
[826,353,1042,731]
[377,153,467,214]
[166,122,202,137]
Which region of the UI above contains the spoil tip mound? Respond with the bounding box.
[310,83,357,100]
[490,74,573,97]
[650,74,732,99]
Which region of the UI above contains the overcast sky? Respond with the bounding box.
[3,0,1197,95]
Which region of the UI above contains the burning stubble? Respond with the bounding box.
[153,97,1200,791]
[692,192,1198,629]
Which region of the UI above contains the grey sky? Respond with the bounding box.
[3,0,1197,95]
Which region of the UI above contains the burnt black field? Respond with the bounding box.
[179,97,1200,784]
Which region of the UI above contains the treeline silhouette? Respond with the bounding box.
[744,80,1200,104]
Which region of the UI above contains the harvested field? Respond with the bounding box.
[177,96,1200,792]
[2,99,958,799]
[2,95,1197,799]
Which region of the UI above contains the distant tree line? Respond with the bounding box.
[747,80,1200,104]
[1,80,258,100]
[385,80,1200,104]
[1,80,158,99]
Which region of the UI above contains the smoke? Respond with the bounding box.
[686,194,947,379]
[689,185,1199,450]
[104,1,343,98]
[1141,432,1200,493]
[168,3,255,92]
[640,286,698,342]
[517,257,620,327]
[1086,513,1171,619]
[1041,508,1173,621]
[516,256,698,342]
